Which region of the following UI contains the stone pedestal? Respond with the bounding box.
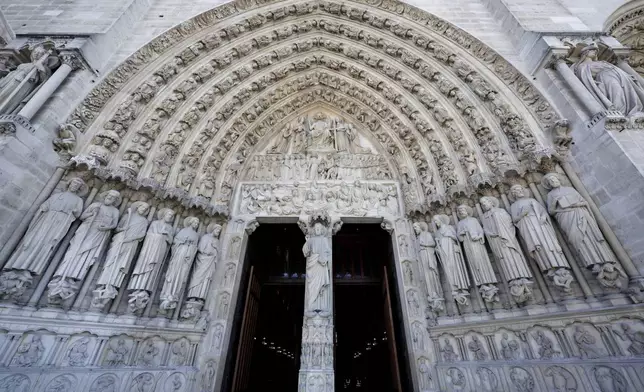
[298,315,334,392]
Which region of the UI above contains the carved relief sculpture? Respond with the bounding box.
[48,190,121,304]
[0,178,85,300]
[533,330,560,359]
[11,334,44,367]
[413,221,444,311]
[480,196,533,304]
[572,43,644,116]
[159,216,200,312]
[500,332,520,360]
[0,43,56,115]
[182,223,222,320]
[456,205,499,303]
[543,173,626,288]
[468,335,489,360]
[573,325,604,359]
[302,215,332,316]
[433,214,470,305]
[441,338,459,362]
[92,201,150,309]
[127,208,175,312]
[509,184,573,293]
[614,322,644,355]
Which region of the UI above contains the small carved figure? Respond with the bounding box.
[170,339,188,366]
[614,322,644,355]
[441,338,459,362]
[417,357,432,390]
[48,190,121,303]
[594,366,627,392]
[533,330,560,359]
[544,366,577,392]
[105,338,129,366]
[67,336,90,366]
[500,332,520,360]
[468,335,488,361]
[138,340,159,366]
[11,334,44,367]
[573,325,604,359]
[53,124,77,157]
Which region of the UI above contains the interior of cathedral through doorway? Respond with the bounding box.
[3,0,644,391]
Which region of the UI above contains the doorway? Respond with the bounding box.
[333,224,408,392]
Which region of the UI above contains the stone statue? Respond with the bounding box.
[480,196,533,304]
[307,113,335,151]
[542,173,626,288]
[0,43,55,115]
[413,221,444,311]
[183,223,222,320]
[303,220,332,316]
[456,205,499,303]
[0,178,86,300]
[509,184,573,293]
[573,325,603,359]
[433,214,470,306]
[48,190,121,304]
[572,43,644,117]
[127,208,175,312]
[614,322,644,355]
[159,216,200,312]
[91,201,150,309]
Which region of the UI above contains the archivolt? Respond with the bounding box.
[66,0,560,214]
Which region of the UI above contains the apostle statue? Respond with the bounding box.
[0,178,86,300]
[433,214,470,306]
[182,223,222,320]
[91,201,150,309]
[480,196,533,304]
[456,205,499,303]
[572,43,644,117]
[302,217,332,316]
[127,208,175,312]
[542,173,626,288]
[413,221,444,311]
[0,43,57,115]
[159,217,200,312]
[509,184,574,292]
[48,190,121,304]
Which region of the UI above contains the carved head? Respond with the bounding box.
[480,196,498,211]
[67,178,85,193]
[208,223,223,237]
[580,43,599,61]
[103,190,121,206]
[542,173,562,190]
[432,214,450,228]
[30,45,49,61]
[185,216,200,230]
[159,208,175,223]
[509,184,526,200]
[133,201,150,216]
[456,205,473,219]
[313,222,325,236]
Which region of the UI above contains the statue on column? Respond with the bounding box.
[0,178,86,300]
[432,214,471,306]
[182,223,222,320]
[47,190,121,304]
[301,212,333,316]
[509,184,574,293]
[542,173,626,288]
[480,196,534,304]
[127,208,175,312]
[0,43,57,115]
[456,205,499,303]
[159,217,200,312]
[91,201,150,309]
[413,221,444,311]
[572,43,644,117]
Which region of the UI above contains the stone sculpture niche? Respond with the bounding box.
[0,178,86,300]
[456,204,499,303]
[48,190,121,305]
[509,184,574,293]
[182,223,222,320]
[433,214,471,306]
[542,173,627,289]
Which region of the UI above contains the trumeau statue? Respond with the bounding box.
[302,216,332,316]
[456,205,499,303]
[572,43,644,117]
[127,208,175,312]
[48,190,121,304]
[542,173,626,288]
[91,201,150,309]
[413,221,444,311]
[183,223,222,319]
[159,216,200,312]
[480,196,534,304]
[433,214,471,306]
[0,178,86,300]
[509,184,574,293]
[0,43,57,115]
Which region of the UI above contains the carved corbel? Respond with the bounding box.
[244,219,260,235]
[381,219,394,233]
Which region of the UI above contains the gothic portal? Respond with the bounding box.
[1,0,644,391]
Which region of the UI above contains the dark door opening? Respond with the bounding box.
[225,224,306,392]
[333,224,408,392]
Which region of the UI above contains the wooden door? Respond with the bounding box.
[231,266,261,392]
[382,266,403,392]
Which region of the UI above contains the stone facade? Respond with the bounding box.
[0,0,644,391]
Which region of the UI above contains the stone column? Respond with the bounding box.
[551,56,605,117]
[297,211,340,392]
[18,53,82,120]
[615,56,644,88]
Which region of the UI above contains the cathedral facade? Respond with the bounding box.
[0,0,644,391]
